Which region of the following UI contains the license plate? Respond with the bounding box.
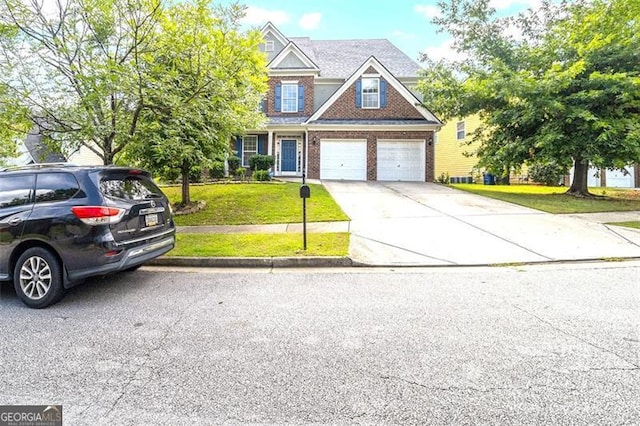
[145,213,159,227]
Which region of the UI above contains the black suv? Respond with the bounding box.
[0,164,175,308]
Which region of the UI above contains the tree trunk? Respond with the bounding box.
[181,164,191,206]
[566,159,591,197]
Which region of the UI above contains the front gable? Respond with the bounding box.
[269,42,319,75]
[260,22,289,62]
[308,57,440,124]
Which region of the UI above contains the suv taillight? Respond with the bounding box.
[71,206,126,225]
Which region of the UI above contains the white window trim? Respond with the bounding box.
[361,77,380,109]
[265,40,274,52]
[242,135,258,167]
[456,121,466,140]
[281,83,298,113]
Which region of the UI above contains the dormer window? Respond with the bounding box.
[361,78,380,109]
[265,40,274,52]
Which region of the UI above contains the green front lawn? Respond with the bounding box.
[452,184,640,214]
[172,233,350,257]
[162,182,349,226]
[607,221,640,230]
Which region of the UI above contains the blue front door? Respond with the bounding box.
[281,140,297,172]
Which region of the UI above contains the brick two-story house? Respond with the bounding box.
[234,22,442,182]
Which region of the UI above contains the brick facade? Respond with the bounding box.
[266,76,314,117]
[307,130,435,182]
[320,80,423,121]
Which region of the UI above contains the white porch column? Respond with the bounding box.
[267,131,273,156]
[304,130,309,180]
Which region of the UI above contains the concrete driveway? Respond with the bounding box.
[322,181,640,266]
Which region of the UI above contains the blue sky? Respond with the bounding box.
[218,0,547,63]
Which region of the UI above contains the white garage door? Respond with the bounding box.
[320,140,367,180]
[606,166,635,188]
[377,140,425,181]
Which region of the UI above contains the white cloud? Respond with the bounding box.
[241,6,290,25]
[489,0,542,11]
[391,30,417,40]
[299,12,322,30]
[415,4,441,19]
[423,39,462,62]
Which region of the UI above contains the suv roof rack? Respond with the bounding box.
[0,162,76,172]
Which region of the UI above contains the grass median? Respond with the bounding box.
[452,184,640,213]
[171,233,350,257]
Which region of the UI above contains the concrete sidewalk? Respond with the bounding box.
[173,212,638,234]
[176,221,350,234]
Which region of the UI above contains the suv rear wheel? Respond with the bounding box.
[14,248,65,309]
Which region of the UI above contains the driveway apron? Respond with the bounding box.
[322,181,640,266]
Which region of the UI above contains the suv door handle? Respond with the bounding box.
[8,217,23,225]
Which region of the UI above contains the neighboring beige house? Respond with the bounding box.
[66,143,103,166]
[10,126,103,167]
[433,114,483,183]
[435,115,640,188]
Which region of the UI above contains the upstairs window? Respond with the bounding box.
[456,121,466,140]
[265,40,274,52]
[361,78,380,109]
[356,77,386,109]
[281,83,298,113]
[275,82,304,113]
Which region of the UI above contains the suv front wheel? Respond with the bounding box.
[14,247,66,309]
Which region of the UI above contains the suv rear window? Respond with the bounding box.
[100,175,164,201]
[0,174,35,209]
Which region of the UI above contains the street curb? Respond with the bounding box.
[148,256,354,268]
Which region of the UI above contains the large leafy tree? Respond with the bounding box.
[0,22,28,164]
[0,0,163,165]
[418,0,640,196]
[125,1,267,205]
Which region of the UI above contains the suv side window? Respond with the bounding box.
[0,174,35,209]
[35,172,83,203]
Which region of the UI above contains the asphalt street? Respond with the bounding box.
[1,262,639,425]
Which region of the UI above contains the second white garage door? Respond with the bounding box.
[320,140,367,180]
[377,140,425,181]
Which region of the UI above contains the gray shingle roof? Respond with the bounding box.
[23,129,66,163]
[308,119,439,126]
[268,116,310,125]
[288,37,421,79]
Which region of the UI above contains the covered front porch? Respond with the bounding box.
[236,130,307,178]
